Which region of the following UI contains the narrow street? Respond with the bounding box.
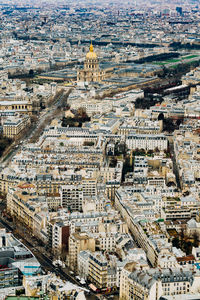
[169,140,181,190]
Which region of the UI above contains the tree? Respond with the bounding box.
[147,149,153,156]
[172,237,180,248]
[109,157,117,168]
[158,113,164,121]
[176,119,182,126]
[192,232,199,248]
[180,228,186,248]
[77,107,86,117]
[140,148,146,154]
[163,118,176,133]
[29,69,34,76]
[16,288,25,296]
[184,241,192,255]
[115,142,126,156]
[0,135,13,158]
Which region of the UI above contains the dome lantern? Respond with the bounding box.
[86,42,97,60]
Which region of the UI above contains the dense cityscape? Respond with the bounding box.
[0,0,200,299]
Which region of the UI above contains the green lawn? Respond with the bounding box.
[153,58,180,65]
[153,61,168,65]
[169,60,198,69]
[152,55,200,67]
[182,55,198,60]
[165,58,180,63]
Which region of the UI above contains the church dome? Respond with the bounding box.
[86,43,97,60]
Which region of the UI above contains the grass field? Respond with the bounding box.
[182,55,198,60]
[153,58,181,65]
[169,60,197,69]
[153,55,200,66]
[153,61,168,65]
[165,58,180,63]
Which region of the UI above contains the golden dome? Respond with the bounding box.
[86,42,97,60]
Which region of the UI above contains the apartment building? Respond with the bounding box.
[115,187,170,267]
[60,184,83,211]
[161,207,193,221]
[7,183,48,241]
[88,252,108,290]
[47,220,70,255]
[68,232,95,272]
[23,273,86,299]
[120,267,200,300]
[78,250,90,280]
[3,114,30,139]
[126,134,168,150]
[119,119,163,135]
[47,209,122,254]
[94,233,116,252]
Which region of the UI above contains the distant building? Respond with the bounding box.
[77,43,105,84]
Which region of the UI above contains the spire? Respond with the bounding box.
[89,41,94,52]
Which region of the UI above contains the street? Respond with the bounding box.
[0,216,105,300]
[0,86,118,300]
[0,88,72,168]
[169,140,181,190]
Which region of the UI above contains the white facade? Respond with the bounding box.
[78,250,90,280]
[126,134,168,150]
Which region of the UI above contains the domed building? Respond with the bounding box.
[77,43,105,84]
